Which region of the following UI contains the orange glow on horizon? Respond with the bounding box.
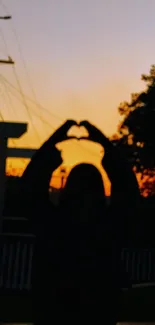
[2,0,155,200]
[6,138,111,196]
[7,155,147,198]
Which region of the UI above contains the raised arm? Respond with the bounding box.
[20,139,62,207]
[79,121,140,245]
[102,138,140,244]
[101,141,140,206]
[79,120,140,204]
[18,120,78,216]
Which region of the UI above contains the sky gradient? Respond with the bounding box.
[1,0,155,191]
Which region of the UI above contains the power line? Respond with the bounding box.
[0,71,51,142]
[1,81,100,165]
[7,13,39,103]
[0,2,66,123]
[0,2,101,159]
[3,80,20,120]
[1,5,49,127]
[0,16,41,144]
[0,0,60,135]
[0,29,18,120]
[0,73,63,121]
[11,65,41,143]
[2,80,56,130]
[0,1,8,15]
[0,1,37,100]
[0,25,8,54]
[0,5,104,195]
[0,26,9,56]
[0,14,19,156]
[0,21,14,64]
[0,99,24,165]
[0,75,101,158]
[0,27,47,144]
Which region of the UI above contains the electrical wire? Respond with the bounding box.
[8,17,40,107]
[0,0,40,101]
[7,84,100,157]
[0,2,101,160]
[0,99,25,166]
[0,22,41,143]
[0,73,63,122]
[0,75,101,157]
[11,65,41,143]
[3,81,19,120]
[0,26,20,121]
[0,27,9,57]
[0,1,61,129]
[0,0,8,15]
[1,81,56,130]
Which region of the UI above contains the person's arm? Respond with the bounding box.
[79,120,140,204]
[18,138,62,220]
[79,120,140,245]
[21,138,62,202]
[18,120,78,217]
[102,141,140,206]
[102,139,140,246]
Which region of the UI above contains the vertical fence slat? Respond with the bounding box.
[137,250,141,283]
[1,235,155,290]
[0,234,35,290]
[6,243,13,288]
[12,241,20,289]
[0,242,7,287]
[19,243,27,290]
[148,250,152,282]
[26,243,34,290]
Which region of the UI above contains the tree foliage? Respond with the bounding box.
[115,65,155,196]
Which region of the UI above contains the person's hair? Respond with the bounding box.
[59,163,106,212]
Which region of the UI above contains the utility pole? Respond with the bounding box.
[0,122,27,232]
[0,56,14,64]
[60,167,66,189]
[0,16,12,19]
[0,15,15,65]
[0,13,15,232]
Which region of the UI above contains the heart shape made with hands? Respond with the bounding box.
[67,123,89,140]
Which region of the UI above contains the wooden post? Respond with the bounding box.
[60,167,66,189]
[0,137,8,231]
[0,122,27,232]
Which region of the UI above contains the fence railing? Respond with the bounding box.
[0,233,155,291]
[121,248,155,284]
[0,233,35,290]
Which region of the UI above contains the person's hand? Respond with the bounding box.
[79,120,111,148]
[50,120,78,145]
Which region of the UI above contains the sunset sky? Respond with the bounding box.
[1,0,155,192]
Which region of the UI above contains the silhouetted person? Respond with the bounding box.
[18,120,140,324]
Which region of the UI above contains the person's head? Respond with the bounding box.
[59,163,106,220]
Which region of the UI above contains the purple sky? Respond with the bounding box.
[1,0,155,176]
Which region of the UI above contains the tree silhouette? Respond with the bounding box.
[114,65,155,196]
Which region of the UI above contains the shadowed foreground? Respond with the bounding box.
[1,286,155,322]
